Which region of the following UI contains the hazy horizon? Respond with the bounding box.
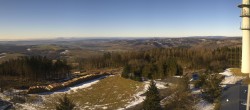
[0,0,241,40]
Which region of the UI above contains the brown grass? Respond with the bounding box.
[229,68,248,77]
[40,75,144,110]
[229,68,250,84]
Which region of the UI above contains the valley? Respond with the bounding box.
[0,37,244,110]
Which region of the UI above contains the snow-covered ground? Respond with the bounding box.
[155,81,169,89]
[119,80,169,110]
[191,88,202,94]
[173,76,182,78]
[60,50,69,54]
[118,81,149,110]
[219,69,245,85]
[0,53,6,56]
[191,86,213,110]
[0,53,6,59]
[195,100,215,110]
[27,48,31,51]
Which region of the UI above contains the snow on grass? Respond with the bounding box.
[173,76,183,78]
[155,81,168,89]
[118,81,150,110]
[39,75,109,95]
[38,75,143,110]
[60,50,69,54]
[0,92,10,101]
[66,75,110,92]
[191,89,202,94]
[195,100,214,110]
[119,80,168,110]
[219,69,245,85]
[0,53,6,56]
[8,75,111,110]
[219,69,233,76]
[15,103,40,110]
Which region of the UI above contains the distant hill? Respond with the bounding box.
[187,36,240,39]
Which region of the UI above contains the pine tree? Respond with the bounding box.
[56,94,76,110]
[201,74,222,103]
[143,80,162,110]
[121,64,131,78]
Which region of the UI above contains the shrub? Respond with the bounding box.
[56,94,76,110]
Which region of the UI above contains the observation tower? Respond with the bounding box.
[239,0,250,109]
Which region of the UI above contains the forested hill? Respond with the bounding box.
[0,46,241,89]
[77,47,241,80]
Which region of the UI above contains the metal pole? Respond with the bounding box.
[247,83,250,110]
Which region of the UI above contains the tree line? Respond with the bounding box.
[76,47,241,80]
[0,56,71,81]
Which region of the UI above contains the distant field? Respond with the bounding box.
[31,45,63,51]
[0,53,24,63]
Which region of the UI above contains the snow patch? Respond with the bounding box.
[173,76,182,78]
[102,106,108,109]
[191,89,202,94]
[27,48,31,51]
[15,103,40,110]
[118,81,150,110]
[39,75,109,95]
[0,53,6,55]
[7,75,112,110]
[0,56,6,59]
[195,100,214,110]
[60,50,69,54]
[118,80,168,110]
[219,69,245,85]
[219,69,233,76]
[155,81,168,89]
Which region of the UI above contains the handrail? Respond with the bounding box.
[238,4,250,8]
[240,26,250,30]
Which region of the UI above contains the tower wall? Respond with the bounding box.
[243,0,250,4]
[240,0,250,73]
[242,30,250,73]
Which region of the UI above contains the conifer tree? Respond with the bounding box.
[201,74,222,103]
[143,80,162,110]
[56,94,76,110]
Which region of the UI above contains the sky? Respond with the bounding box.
[0,0,242,40]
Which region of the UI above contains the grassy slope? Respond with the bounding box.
[229,68,249,84]
[230,68,248,77]
[41,75,144,110]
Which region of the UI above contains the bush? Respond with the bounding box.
[164,77,195,110]
[10,95,26,104]
[194,74,207,88]
[56,94,76,110]
[201,74,222,103]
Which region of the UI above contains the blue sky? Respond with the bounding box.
[0,0,241,40]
